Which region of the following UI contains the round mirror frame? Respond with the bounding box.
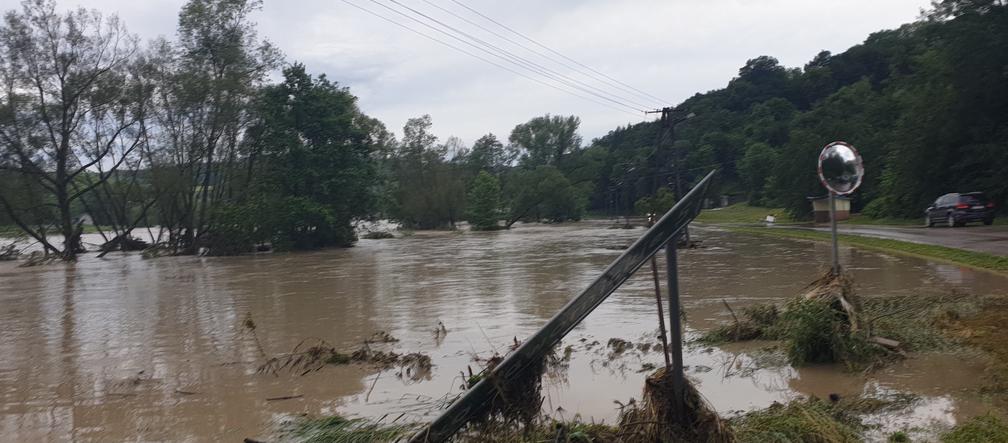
[817,141,864,195]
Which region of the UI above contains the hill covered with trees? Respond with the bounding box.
[586,0,1008,219]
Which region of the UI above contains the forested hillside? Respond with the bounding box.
[585,0,1008,218]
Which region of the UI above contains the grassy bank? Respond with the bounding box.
[729,226,1008,273]
[695,203,795,225]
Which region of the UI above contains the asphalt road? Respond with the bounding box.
[800,223,1008,256]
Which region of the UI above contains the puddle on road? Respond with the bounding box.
[1,222,1006,441]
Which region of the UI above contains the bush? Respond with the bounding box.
[860,196,892,219]
[731,399,862,443]
[776,298,879,368]
[207,196,355,255]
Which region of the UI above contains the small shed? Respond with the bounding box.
[808,195,851,223]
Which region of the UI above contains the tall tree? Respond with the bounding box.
[509,114,582,167]
[0,0,145,259]
[146,0,280,253]
[466,170,501,230]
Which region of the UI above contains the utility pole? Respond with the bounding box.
[646,106,694,243]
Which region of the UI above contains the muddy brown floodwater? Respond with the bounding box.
[1,222,1007,441]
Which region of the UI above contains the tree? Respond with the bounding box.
[509,114,582,167]
[216,64,379,253]
[634,188,677,217]
[145,0,280,254]
[466,171,501,230]
[738,143,778,205]
[0,0,145,259]
[465,133,511,175]
[504,166,586,226]
[389,115,467,229]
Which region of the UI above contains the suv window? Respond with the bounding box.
[961,193,987,205]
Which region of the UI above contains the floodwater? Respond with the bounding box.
[1,222,1006,441]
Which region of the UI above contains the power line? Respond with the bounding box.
[378,0,648,113]
[341,0,642,117]
[415,0,660,110]
[427,0,669,108]
[448,0,670,105]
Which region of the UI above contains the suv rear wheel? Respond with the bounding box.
[947,214,957,228]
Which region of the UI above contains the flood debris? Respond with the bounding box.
[618,367,734,443]
[365,330,399,344]
[433,321,448,343]
[98,235,150,254]
[700,271,925,369]
[255,337,432,379]
[0,243,21,261]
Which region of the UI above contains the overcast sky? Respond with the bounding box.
[3,0,932,145]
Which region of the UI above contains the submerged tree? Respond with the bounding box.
[217,64,381,253]
[466,171,501,230]
[145,0,281,254]
[0,0,146,259]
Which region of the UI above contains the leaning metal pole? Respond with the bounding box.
[409,170,718,443]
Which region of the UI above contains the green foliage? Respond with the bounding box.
[699,303,780,344]
[738,143,778,205]
[207,196,351,255]
[580,5,1008,220]
[508,114,582,167]
[230,65,375,252]
[387,115,467,230]
[777,298,877,367]
[634,187,677,217]
[941,415,1008,443]
[731,399,863,443]
[505,166,586,225]
[467,171,502,230]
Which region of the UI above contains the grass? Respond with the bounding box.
[285,415,419,442]
[695,203,795,225]
[700,289,972,370]
[843,214,923,226]
[728,226,1008,273]
[941,415,1008,443]
[730,398,863,443]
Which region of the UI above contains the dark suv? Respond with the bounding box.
[925,192,995,227]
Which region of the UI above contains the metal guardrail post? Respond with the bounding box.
[409,170,717,443]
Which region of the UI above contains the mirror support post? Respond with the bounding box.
[665,236,686,418]
[829,191,840,274]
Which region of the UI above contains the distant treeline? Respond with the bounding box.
[2,0,1005,259]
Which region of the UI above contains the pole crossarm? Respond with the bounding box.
[410,169,718,443]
